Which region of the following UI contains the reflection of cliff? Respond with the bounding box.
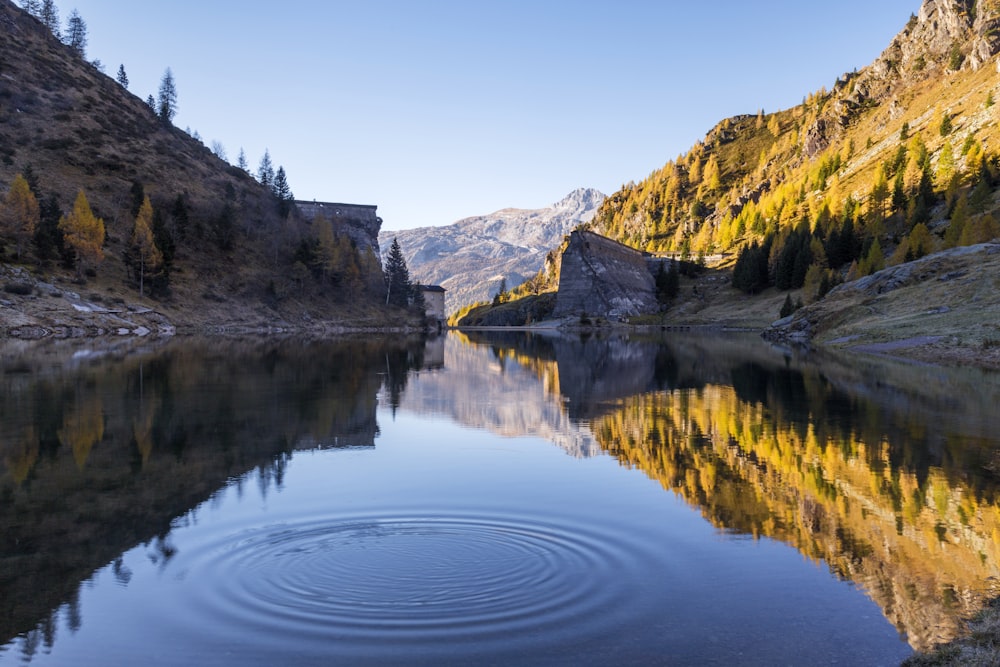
[590,369,1000,652]
[399,336,604,458]
[0,336,426,648]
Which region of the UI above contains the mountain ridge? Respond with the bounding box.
[380,187,605,313]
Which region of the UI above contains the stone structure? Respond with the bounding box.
[552,230,657,321]
[419,284,446,327]
[295,201,383,259]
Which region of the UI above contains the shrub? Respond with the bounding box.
[3,282,34,295]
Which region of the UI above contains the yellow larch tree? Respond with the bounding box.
[58,190,105,276]
[130,196,163,297]
[1,173,40,260]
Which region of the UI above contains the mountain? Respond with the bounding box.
[462,0,1000,359]
[380,188,604,314]
[0,2,397,336]
[589,0,1000,262]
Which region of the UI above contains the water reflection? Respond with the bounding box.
[0,335,432,656]
[2,331,998,662]
[441,331,1000,652]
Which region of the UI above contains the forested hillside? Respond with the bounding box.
[589,0,1000,301]
[0,1,409,333]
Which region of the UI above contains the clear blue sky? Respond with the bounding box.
[55,1,919,230]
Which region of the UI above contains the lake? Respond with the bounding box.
[2,331,999,665]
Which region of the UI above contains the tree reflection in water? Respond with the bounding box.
[0,335,432,660]
[457,331,1000,652]
[1,331,998,659]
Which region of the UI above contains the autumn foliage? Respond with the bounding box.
[58,190,105,276]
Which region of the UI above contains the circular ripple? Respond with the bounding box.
[174,512,653,648]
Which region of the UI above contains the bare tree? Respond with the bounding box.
[210,141,228,161]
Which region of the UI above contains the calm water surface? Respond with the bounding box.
[2,332,1000,665]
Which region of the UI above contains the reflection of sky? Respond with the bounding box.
[23,416,911,665]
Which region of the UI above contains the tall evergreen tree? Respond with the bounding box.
[116,64,129,88]
[39,0,59,37]
[272,166,294,217]
[257,150,274,188]
[65,9,87,57]
[384,238,411,307]
[157,68,178,123]
[237,148,249,172]
[33,193,64,262]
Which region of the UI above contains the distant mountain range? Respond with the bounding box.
[380,188,605,314]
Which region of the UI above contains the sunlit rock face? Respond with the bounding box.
[380,188,605,314]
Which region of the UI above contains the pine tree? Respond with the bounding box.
[1,174,40,260]
[237,148,249,172]
[257,150,274,188]
[944,195,968,248]
[492,277,507,306]
[146,94,155,111]
[65,9,87,57]
[116,64,129,88]
[58,190,105,276]
[157,68,178,123]
[39,0,59,37]
[33,193,64,262]
[272,166,294,217]
[384,238,411,307]
[129,196,162,297]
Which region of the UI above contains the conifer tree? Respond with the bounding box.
[492,277,507,306]
[384,238,411,307]
[129,196,162,297]
[116,64,129,88]
[237,148,249,172]
[157,68,178,123]
[39,0,59,37]
[272,166,294,217]
[1,174,40,260]
[310,214,335,281]
[944,195,969,248]
[65,9,87,57]
[257,150,274,188]
[58,191,105,276]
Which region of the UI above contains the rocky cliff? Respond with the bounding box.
[552,230,658,321]
[380,188,604,314]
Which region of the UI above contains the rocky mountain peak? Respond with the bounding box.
[802,0,1000,157]
[552,187,605,213]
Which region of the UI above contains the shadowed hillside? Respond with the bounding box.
[0,1,408,333]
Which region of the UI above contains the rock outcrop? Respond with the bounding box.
[552,231,657,321]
